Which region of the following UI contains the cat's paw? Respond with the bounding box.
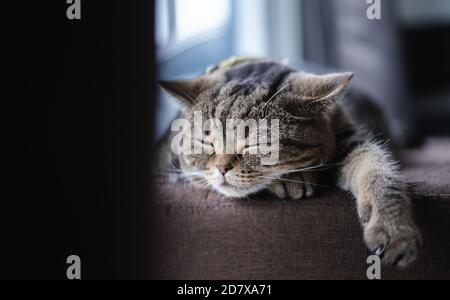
[267,178,314,200]
[364,215,422,268]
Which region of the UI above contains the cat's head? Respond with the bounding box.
[160,60,353,198]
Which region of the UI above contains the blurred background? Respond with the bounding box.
[156,0,450,147]
[12,0,449,279]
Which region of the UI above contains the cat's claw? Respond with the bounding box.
[364,217,421,268]
[374,244,386,258]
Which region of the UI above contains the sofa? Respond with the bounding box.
[153,138,450,280]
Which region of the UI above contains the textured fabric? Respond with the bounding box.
[153,139,450,280]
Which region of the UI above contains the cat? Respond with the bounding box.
[159,58,421,268]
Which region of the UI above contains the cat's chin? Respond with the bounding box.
[212,183,265,198]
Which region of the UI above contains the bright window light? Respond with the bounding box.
[175,0,231,42]
[156,0,170,48]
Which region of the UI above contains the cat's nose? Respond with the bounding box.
[215,154,235,175]
[216,164,232,175]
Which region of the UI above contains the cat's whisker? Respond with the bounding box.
[171,85,199,105]
[260,84,290,111]
[243,195,258,205]
[161,168,184,175]
[166,154,183,171]
[276,165,342,175]
[185,172,203,177]
[188,177,204,183]
[269,161,344,175]
[266,162,325,175]
[186,176,207,185]
[197,180,211,190]
[155,172,184,177]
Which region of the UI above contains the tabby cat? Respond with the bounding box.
[159,58,421,268]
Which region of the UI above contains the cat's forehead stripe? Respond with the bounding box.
[224,61,294,91]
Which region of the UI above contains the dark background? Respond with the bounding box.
[7,0,449,280]
[10,1,157,279]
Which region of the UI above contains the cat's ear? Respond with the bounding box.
[159,76,216,107]
[291,72,354,114]
[307,72,354,100]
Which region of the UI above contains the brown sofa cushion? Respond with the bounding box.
[153,139,450,280]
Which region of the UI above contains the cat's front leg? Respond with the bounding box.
[267,173,317,200]
[339,142,422,268]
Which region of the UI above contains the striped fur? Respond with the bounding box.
[159,59,421,268]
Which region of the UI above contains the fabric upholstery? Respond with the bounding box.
[153,139,450,280]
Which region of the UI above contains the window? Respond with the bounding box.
[156,0,236,139]
[156,0,304,79]
[155,0,304,140]
[156,0,231,48]
[156,0,234,79]
[174,0,231,43]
